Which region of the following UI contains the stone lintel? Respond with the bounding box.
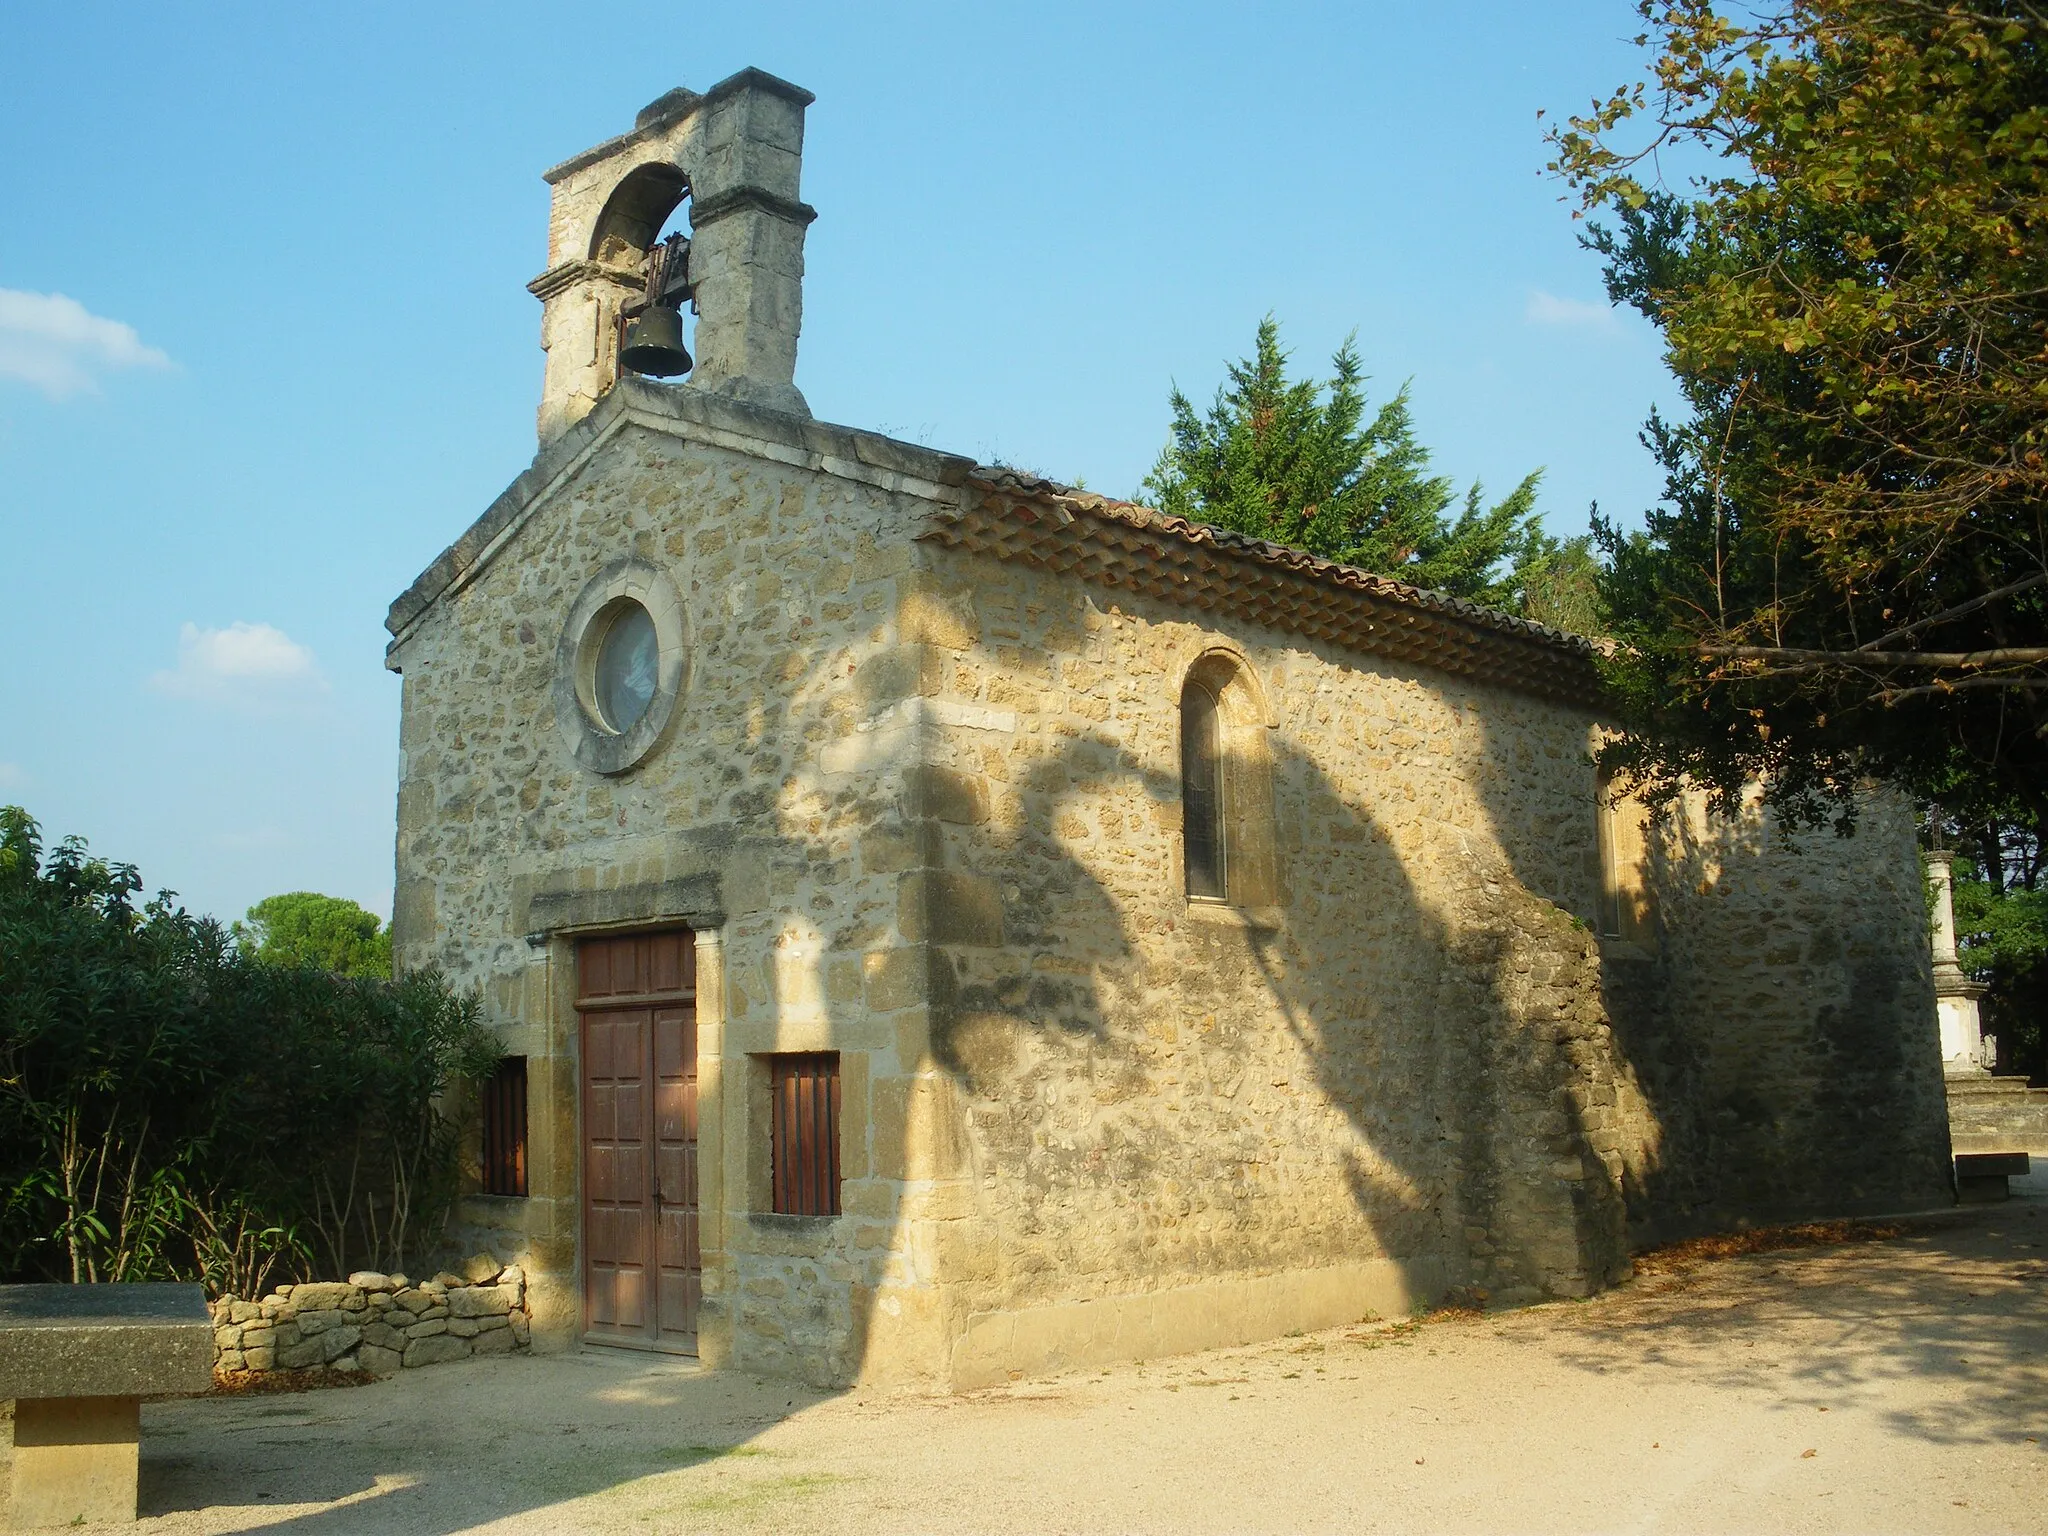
[520,872,724,941]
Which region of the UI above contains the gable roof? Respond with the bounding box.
[927,470,1603,707]
[383,378,974,654]
[385,379,1603,707]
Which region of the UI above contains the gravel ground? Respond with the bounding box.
[11,1170,2046,1535]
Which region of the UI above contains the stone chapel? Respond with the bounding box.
[386,69,1956,1389]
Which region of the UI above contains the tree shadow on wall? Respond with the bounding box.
[900,688,1628,1332]
[899,639,1949,1333]
[1234,716,1637,1305]
[1499,761,1954,1251]
[359,502,1948,1535]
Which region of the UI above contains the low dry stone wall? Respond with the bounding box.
[210,1254,530,1379]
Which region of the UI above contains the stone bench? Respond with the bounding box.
[1956,1150,2033,1204]
[0,1284,212,1528]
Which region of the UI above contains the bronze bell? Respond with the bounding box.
[619,305,691,378]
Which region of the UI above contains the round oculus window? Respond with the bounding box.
[554,558,686,776]
[593,601,659,733]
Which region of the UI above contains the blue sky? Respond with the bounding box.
[0,1,1679,925]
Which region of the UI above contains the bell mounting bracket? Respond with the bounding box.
[620,232,693,323]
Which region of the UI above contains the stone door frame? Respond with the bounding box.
[525,886,727,1366]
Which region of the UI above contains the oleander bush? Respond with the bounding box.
[0,807,498,1294]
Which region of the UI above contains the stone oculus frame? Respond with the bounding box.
[554,557,689,775]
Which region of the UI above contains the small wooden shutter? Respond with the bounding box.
[770,1053,841,1216]
[482,1057,528,1197]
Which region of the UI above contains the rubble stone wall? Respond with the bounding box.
[1945,1075,2048,1155]
[907,544,1950,1383]
[908,547,1650,1378]
[209,1257,531,1380]
[1615,787,1954,1240]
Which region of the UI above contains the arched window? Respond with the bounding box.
[1596,765,1655,942]
[1182,676,1227,899]
[1177,649,1280,910]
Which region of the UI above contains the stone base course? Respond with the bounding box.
[207,1257,531,1380]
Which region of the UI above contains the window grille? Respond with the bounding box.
[769,1053,841,1216]
[482,1057,528,1197]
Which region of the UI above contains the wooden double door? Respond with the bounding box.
[577,930,699,1352]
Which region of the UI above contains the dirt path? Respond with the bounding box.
[20,1176,2048,1534]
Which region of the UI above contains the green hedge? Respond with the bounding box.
[0,808,497,1295]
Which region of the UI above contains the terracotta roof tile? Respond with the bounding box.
[926,470,1603,707]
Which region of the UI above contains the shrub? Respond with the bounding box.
[0,807,498,1292]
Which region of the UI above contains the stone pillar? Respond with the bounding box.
[530,257,644,445]
[12,1396,141,1526]
[692,924,733,1369]
[1925,849,1992,1075]
[682,73,816,420]
[527,932,580,1352]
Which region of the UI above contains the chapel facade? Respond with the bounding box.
[386,71,1955,1389]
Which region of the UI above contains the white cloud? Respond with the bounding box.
[0,288,172,398]
[150,622,328,707]
[1525,289,1624,333]
[0,761,28,794]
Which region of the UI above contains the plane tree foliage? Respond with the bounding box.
[1549,0,2048,833]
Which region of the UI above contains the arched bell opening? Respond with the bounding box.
[590,163,689,261]
[591,164,696,382]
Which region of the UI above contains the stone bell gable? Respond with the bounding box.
[527,68,816,443]
[384,76,1954,1391]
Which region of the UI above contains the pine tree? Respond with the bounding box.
[1141,318,1563,615]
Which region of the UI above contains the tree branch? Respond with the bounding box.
[1880,678,2048,705]
[1706,645,2048,669]
[1855,570,2048,652]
